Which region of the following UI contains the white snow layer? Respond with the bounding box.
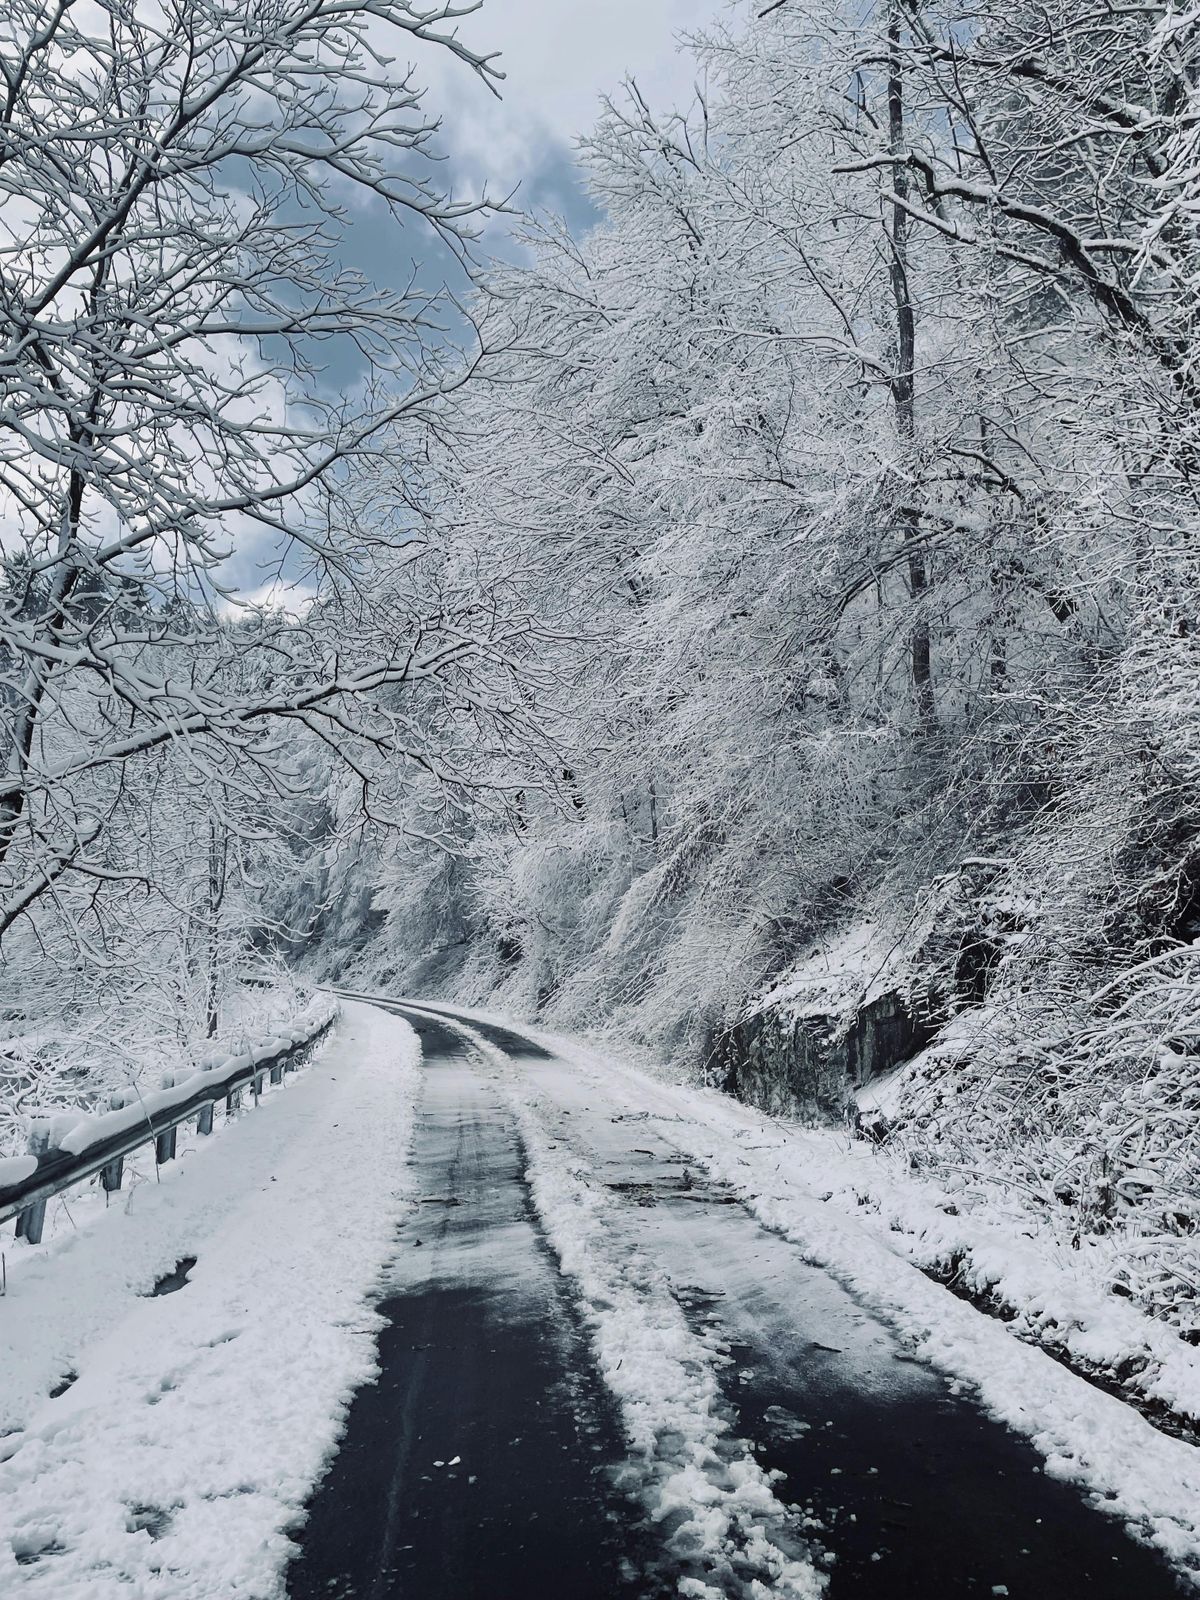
[751,920,903,1021]
[0,999,421,1598]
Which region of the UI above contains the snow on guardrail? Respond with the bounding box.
[0,998,339,1242]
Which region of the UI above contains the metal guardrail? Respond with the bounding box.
[0,1008,338,1243]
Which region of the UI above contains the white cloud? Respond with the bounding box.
[423,0,734,190]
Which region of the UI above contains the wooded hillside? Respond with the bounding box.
[309,0,1200,1329]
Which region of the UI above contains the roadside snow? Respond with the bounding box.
[683,1116,1200,1575]
[0,1001,337,1253]
[762,1114,1200,1435]
[0,999,421,1598]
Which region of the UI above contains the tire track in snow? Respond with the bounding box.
[417,1006,827,1600]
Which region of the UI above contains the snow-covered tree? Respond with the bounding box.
[0,0,553,1122]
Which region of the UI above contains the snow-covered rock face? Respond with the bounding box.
[713,858,1198,1349]
[711,918,942,1117]
[715,989,934,1118]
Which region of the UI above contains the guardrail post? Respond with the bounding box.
[155,1073,177,1163]
[196,1102,214,1136]
[16,1125,50,1244]
[226,1086,241,1115]
[269,1057,284,1085]
[101,1092,125,1192]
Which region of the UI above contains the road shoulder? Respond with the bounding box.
[0,999,421,1597]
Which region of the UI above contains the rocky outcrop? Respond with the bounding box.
[715,864,1026,1120]
[715,989,936,1118]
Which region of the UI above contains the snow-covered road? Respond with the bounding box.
[4,994,1200,1598]
[295,998,1197,1600]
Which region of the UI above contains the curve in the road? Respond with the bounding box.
[291,997,1191,1600]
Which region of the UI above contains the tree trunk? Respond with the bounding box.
[205,824,228,1039]
[888,9,935,727]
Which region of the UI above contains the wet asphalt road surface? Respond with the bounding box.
[286,1008,652,1600]
[288,1000,1190,1600]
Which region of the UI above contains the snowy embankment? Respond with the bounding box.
[752,918,1200,1417]
[418,999,1200,1582]
[0,999,420,1598]
[777,1081,1200,1439]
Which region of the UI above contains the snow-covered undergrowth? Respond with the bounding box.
[0,999,421,1598]
[822,1115,1200,1432]
[0,971,329,1159]
[853,1089,1200,1443]
[418,1000,1200,1583]
[433,1012,826,1600]
[880,953,1200,1359]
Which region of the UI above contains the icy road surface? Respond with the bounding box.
[291,999,1193,1600]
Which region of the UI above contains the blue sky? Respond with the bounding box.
[234,0,734,602]
[314,2,735,379]
[381,1,732,254]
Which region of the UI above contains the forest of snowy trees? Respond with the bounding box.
[4,0,1200,1326]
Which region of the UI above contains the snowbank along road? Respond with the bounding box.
[0,1001,422,1598]
[4,995,1198,1597]
[290,998,1196,1600]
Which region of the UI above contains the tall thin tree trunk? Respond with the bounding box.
[0,469,85,868]
[888,9,935,726]
[205,823,227,1038]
